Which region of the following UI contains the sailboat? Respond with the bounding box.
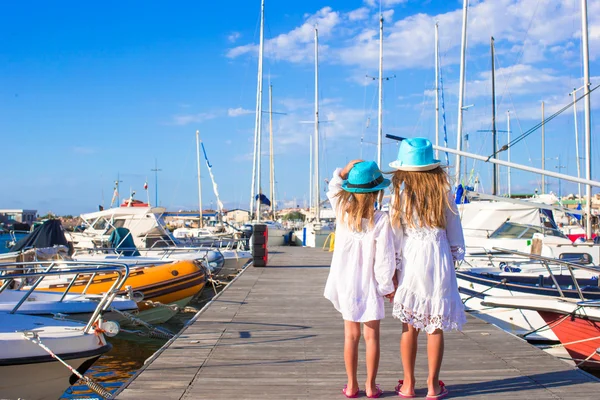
[292,27,334,248]
[247,0,292,247]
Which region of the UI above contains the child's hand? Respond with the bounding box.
[340,159,363,179]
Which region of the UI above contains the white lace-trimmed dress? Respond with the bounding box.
[323,168,398,322]
[391,193,467,333]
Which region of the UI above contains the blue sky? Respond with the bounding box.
[2,0,599,215]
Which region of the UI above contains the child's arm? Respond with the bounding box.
[374,213,397,298]
[326,159,362,214]
[445,191,465,261]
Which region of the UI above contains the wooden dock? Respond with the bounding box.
[115,246,599,399]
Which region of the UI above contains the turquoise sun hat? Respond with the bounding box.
[341,161,390,193]
[389,137,441,171]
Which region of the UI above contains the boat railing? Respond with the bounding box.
[0,260,130,333]
[492,247,600,301]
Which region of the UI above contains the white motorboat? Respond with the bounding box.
[458,248,600,342]
[0,289,137,322]
[0,313,113,400]
[0,262,124,399]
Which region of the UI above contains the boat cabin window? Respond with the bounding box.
[490,222,568,240]
[559,253,593,265]
[113,219,126,229]
[92,218,109,231]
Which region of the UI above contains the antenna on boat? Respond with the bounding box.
[150,159,162,206]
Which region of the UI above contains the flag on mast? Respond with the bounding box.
[200,142,225,213]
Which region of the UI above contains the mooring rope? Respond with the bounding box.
[22,331,113,399]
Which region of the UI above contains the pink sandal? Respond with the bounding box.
[367,384,383,398]
[342,385,360,398]
[395,380,416,398]
[425,381,448,400]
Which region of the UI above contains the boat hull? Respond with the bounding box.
[538,310,600,370]
[0,350,108,400]
[457,272,559,341]
[39,260,207,323]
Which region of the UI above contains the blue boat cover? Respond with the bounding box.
[109,227,140,257]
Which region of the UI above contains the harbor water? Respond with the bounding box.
[60,283,222,399]
[0,232,26,253]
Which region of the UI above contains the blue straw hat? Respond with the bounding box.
[389,137,441,171]
[341,161,390,193]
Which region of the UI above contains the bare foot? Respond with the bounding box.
[427,380,442,397]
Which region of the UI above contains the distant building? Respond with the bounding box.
[225,209,250,224]
[0,209,37,226]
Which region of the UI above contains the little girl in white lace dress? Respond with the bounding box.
[388,137,466,400]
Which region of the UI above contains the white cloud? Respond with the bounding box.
[172,112,217,126]
[364,0,407,7]
[227,7,341,62]
[228,31,241,43]
[227,0,600,70]
[347,7,370,21]
[228,107,254,117]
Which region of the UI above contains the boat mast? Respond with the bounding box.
[377,14,383,168]
[195,130,203,228]
[507,110,511,198]
[269,84,276,219]
[250,0,265,221]
[309,134,313,211]
[455,0,469,185]
[491,37,498,195]
[434,22,440,159]
[314,26,321,225]
[581,0,593,239]
[541,101,545,193]
[571,87,583,202]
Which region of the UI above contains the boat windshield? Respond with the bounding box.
[489,222,568,240]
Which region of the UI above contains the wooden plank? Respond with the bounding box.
[115,246,599,399]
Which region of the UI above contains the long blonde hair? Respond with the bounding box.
[335,190,382,232]
[390,166,453,229]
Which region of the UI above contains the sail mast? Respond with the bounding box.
[507,111,511,198]
[269,84,276,218]
[434,22,440,159]
[314,26,321,224]
[541,101,545,193]
[455,0,468,185]
[250,0,265,221]
[377,15,383,168]
[491,37,498,195]
[195,130,203,228]
[571,87,583,201]
[581,0,593,239]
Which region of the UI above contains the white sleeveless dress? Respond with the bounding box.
[391,193,467,333]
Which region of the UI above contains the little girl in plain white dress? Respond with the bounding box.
[324,169,397,322]
[323,160,398,399]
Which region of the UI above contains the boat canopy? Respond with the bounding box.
[11,219,70,252]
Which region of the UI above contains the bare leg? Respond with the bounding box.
[426,329,444,396]
[399,323,419,396]
[344,320,361,395]
[363,320,381,396]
